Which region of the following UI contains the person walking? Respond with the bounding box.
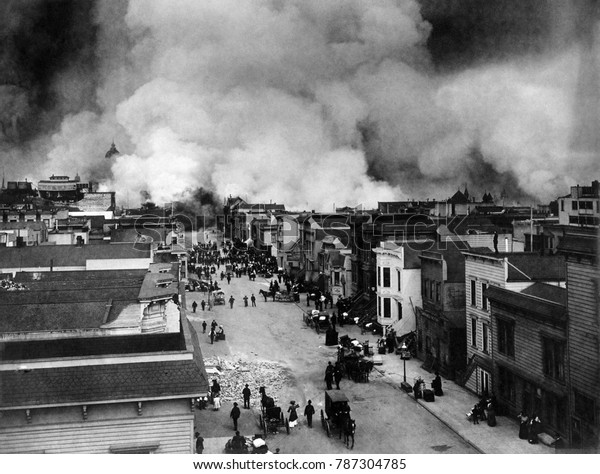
[229,295,235,308]
[202,320,207,334]
[201,300,206,311]
[251,294,256,307]
[192,301,198,313]
[288,401,299,428]
[304,400,315,428]
[334,362,343,390]
[242,384,251,409]
[243,295,248,307]
[209,328,215,344]
[230,402,241,430]
[227,274,231,284]
[195,432,204,454]
[325,362,334,390]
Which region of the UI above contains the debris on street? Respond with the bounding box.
[203,356,291,406]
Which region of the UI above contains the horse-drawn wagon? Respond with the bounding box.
[337,336,375,383]
[257,387,289,437]
[321,390,355,449]
[303,310,330,333]
[212,290,225,305]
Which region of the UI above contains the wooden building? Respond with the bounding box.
[462,251,565,396]
[0,268,209,453]
[486,283,568,440]
[558,233,600,450]
[415,242,468,380]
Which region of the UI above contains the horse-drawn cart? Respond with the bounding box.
[257,387,289,437]
[303,310,330,333]
[321,390,355,449]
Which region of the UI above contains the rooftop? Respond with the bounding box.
[486,285,566,323]
[0,319,208,409]
[0,243,152,269]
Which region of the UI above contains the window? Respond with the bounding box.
[572,200,578,210]
[544,392,567,433]
[497,366,516,403]
[470,280,476,306]
[334,271,340,286]
[560,200,564,211]
[383,297,391,318]
[397,269,401,291]
[429,280,434,300]
[377,267,381,286]
[497,318,515,357]
[574,391,596,425]
[422,278,428,300]
[436,282,441,302]
[383,267,391,287]
[397,301,402,320]
[378,297,382,317]
[481,283,488,310]
[471,318,477,347]
[482,323,489,353]
[543,338,565,381]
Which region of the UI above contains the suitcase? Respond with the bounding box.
[423,389,435,402]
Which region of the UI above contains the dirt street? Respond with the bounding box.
[185,260,476,454]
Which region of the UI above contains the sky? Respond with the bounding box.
[0,0,598,211]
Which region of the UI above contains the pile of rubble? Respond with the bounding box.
[0,279,27,291]
[204,356,290,406]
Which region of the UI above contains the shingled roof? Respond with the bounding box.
[0,318,209,409]
[0,359,205,409]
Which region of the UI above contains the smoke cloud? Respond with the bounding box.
[1,0,598,209]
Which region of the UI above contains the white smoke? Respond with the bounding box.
[35,0,598,209]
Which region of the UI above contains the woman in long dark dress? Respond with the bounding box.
[528,414,541,444]
[432,373,443,396]
[288,401,299,427]
[517,412,529,438]
[486,401,497,427]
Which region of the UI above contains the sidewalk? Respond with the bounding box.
[373,350,555,454]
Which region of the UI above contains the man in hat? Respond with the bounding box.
[230,402,241,430]
[242,384,251,409]
[195,432,204,454]
[304,400,315,428]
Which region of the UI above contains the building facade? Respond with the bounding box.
[486,284,568,441]
[462,251,566,396]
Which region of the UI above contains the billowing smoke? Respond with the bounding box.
[1,0,598,209]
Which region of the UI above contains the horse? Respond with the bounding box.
[259,386,274,410]
[340,414,356,449]
[259,289,274,301]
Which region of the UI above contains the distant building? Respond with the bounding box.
[558,180,599,227]
[374,240,434,336]
[37,174,95,203]
[0,221,47,247]
[415,242,469,380]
